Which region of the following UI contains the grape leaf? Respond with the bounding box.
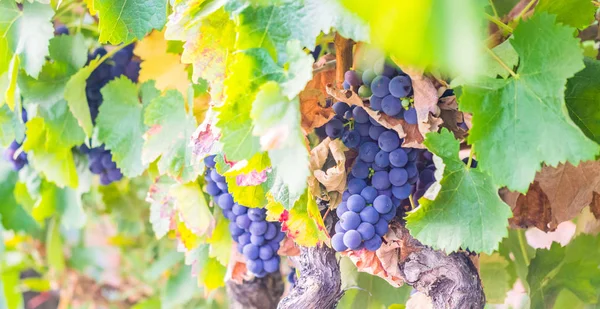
[342,0,484,77]
[527,235,600,308]
[0,1,53,78]
[252,82,309,207]
[170,182,214,237]
[0,105,24,146]
[95,0,167,44]
[134,30,189,94]
[206,214,232,266]
[97,77,149,177]
[338,272,411,309]
[19,33,88,106]
[63,58,99,138]
[0,161,40,235]
[459,13,599,192]
[536,0,597,30]
[46,217,65,274]
[146,176,176,239]
[405,129,512,254]
[225,174,268,208]
[498,229,534,289]
[222,152,271,177]
[37,100,86,150]
[266,189,328,247]
[23,118,79,188]
[185,244,226,290]
[479,253,511,304]
[566,58,600,144]
[143,90,200,182]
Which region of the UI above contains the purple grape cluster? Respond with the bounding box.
[3,109,28,171]
[204,155,285,278]
[342,58,418,125]
[325,103,435,252]
[80,145,122,185]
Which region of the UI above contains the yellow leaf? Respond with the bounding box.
[83,0,97,15]
[206,215,232,266]
[266,189,329,247]
[199,257,226,291]
[177,221,201,250]
[134,30,188,94]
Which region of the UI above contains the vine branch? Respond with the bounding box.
[227,273,284,309]
[485,47,518,78]
[484,13,514,33]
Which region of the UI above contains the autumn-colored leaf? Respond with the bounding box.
[224,247,250,284]
[299,55,336,133]
[400,66,443,137]
[502,161,600,231]
[134,30,189,94]
[278,236,301,257]
[326,85,425,148]
[190,112,220,163]
[308,137,348,208]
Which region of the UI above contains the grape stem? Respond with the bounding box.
[488,0,499,17]
[484,13,513,33]
[408,194,416,210]
[485,47,518,78]
[466,146,474,170]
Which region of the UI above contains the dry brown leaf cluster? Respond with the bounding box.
[502,161,600,231]
[299,55,337,134]
[308,137,349,208]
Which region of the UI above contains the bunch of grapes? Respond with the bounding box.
[324,103,435,252]
[203,155,285,278]
[3,109,28,171]
[342,58,418,125]
[81,44,139,185]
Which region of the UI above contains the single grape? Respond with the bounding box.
[343,110,353,120]
[351,160,370,179]
[362,69,377,87]
[343,230,362,250]
[264,223,278,240]
[347,194,366,212]
[389,75,412,98]
[360,186,378,204]
[392,183,413,199]
[210,169,225,182]
[251,234,265,246]
[372,171,391,190]
[331,233,347,251]
[381,206,397,221]
[373,58,395,77]
[342,131,360,149]
[389,149,408,167]
[325,118,344,139]
[263,256,280,273]
[343,81,351,90]
[378,131,400,152]
[335,221,346,233]
[348,178,367,195]
[204,155,217,168]
[374,150,390,168]
[374,218,389,236]
[358,142,379,163]
[232,204,248,215]
[371,76,391,97]
[336,202,348,217]
[243,244,260,260]
[373,195,393,214]
[249,221,268,235]
[236,214,251,229]
[358,85,372,98]
[360,206,379,224]
[406,162,418,178]
[259,245,274,260]
[340,211,361,230]
[352,106,370,123]
[248,208,267,222]
[247,259,264,274]
[239,233,251,246]
[364,235,383,251]
[345,70,362,87]
[389,168,408,186]
[342,191,350,201]
[230,222,244,236]
[370,95,383,111]
[355,123,370,137]
[357,222,375,240]
[218,193,234,210]
[216,181,228,192]
[404,107,418,125]
[381,95,403,116]
[206,182,221,196]
[369,125,387,141]
[419,169,436,184]
[333,102,350,116]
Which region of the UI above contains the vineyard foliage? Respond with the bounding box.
[0,0,599,308]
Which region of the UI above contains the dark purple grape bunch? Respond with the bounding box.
[80,145,123,185]
[86,44,140,123]
[54,25,69,36]
[343,58,418,125]
[203,155,285,278]
[323,103,435,252]
[3,109,28,171]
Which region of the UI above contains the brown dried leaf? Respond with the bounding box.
[225,247,250,284]
[308,138,348,207]
[503,161,600,231]
[403,68,443,136]
[278,237,301,257]
[300,58,336,134]
[326,85,425,148]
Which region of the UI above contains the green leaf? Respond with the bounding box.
[536,0,597,30]
[341,0,484,77]
[161,265,201,308]
[527,235,600,308]
[23,117,79,188]
[252,82,309,206]
[498,229,535,290]
[236,0,368,64]
[95,0,167,44]
[405,129,512,253]
[63,59,98,137]
[0,105,24,146]
[565,58,600,144]
[1,269,23,309]
[171,182,214,237]
[479,253,511,304]
[97,77,148,177]
[0,161,40,235]
[482,39,518,79]
[144,251,183,281]
[459,13,599,192]
[0,1,54,78]
[143,90,200,182]
[206,214,232,266]
[38,100,86,150]
[20,33,88,106]
[46,217,65,274]
[338,272,411,309]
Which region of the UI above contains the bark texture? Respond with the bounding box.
[277,246,343,309]
[226,272,284,309]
